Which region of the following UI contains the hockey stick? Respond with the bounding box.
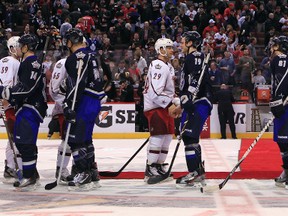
[147,120,188,184]
[200,116,274,193]
[99,137,149,177]
[0,102,22,180]
[45,59,84,190]
[201,96,288,193]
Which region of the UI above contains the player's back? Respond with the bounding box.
[0,56,19,87]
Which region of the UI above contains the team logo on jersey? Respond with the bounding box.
[76,51,86,59]
[1,58,9,63]
[31,61,41,69]
[155,64,162,70]
[56,62,63,68]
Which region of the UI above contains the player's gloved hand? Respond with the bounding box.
[180,93,194,112]
[63,103,76,123]
[172,97,180,106]
[0,86,10,100]
[270,96,285,118]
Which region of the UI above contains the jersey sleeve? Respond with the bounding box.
[0,57,19,87]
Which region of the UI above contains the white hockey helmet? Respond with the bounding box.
[7,36,20,55]
[155,38,174,56]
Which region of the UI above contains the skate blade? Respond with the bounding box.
[13,182,40,192]
[275,182,286,188]
[176,181,204,189]
[68,182,94,192]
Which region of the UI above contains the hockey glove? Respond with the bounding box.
[63,103,76,123]
[270,97,285,118]
[0,86,10,100]
[180,94,194,113]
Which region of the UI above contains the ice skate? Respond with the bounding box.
[176,162,206,188]
[156,163,173,182]
[90,162,101,189]
[144,163,161,183]
[275,170,288,188]
[3,160,17,184]
[13,171,40,192]
[68,171,93,191]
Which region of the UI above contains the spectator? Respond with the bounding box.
[247,37,258,61]
[87,31,102,53]
[20,24,32,36]
[260,55,272,84]
[238,46,256,102]
[214,84,237,139]
[136,72,148,132]
[128,59,141,84]
[255,3,268,33]
[119,79,134,102]
[59,17,72,38]
[153,10,172,32]
[252,68,266,88]
[218,51,236,85]
[134,48,147,75]
[208,61,223,86]
[202,19,219,38]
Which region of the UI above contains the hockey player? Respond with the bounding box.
[268,36,288,189]
[171,31,213,187]
[49,55,71,183]
[0,36,22,183]
[143,38,180,182]
[63,28,105,189]
[0,34,48,190]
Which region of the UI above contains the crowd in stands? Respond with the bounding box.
[0,0,288,128]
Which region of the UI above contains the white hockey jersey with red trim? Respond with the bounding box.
[49,58,67,104]
[0,56,19,87]
[143,59,175,111]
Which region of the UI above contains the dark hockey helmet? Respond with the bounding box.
[270,36,288,54]
[18,34,39,50]
[64,28,84,44]
[181,31,202,48]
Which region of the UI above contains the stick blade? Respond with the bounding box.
[99,171,119,177]
[200,185,220,193]
[45,181,57,190]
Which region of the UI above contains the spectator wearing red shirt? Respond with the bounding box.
[82,13,96,36]
[202,19,219,38]
[224,3,235,20]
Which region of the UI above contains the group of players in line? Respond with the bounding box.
[0,27,287,191]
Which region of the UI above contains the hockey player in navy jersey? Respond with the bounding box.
[268,36,288,189]
[171,31,213,187]
[63,28,105,189]
[0,34,47,190]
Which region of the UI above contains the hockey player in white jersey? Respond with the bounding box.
[143,38,180,183]
[49,56,72,183]
[0,36,22,183]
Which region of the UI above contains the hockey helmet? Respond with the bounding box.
[7,36,20,55]
[181,31,202,48]
[154,38,174,55]
[64,28,84,45]
[18,34,39,50]
[270,35,288,54]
